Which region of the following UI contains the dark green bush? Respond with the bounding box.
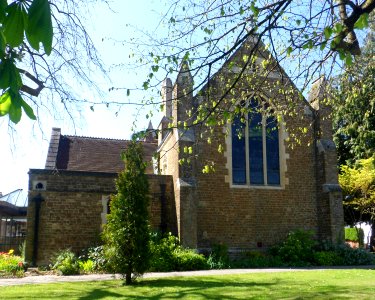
[271,229,317,266]
[345,227,364,244]
[313,251,344,266]
[51,249,80,275]
[231,251,284,268]
[335,244,374,265]
[207,243,230,269]
[316,240,374,266]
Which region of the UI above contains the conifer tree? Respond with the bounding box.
[103,140,150,285]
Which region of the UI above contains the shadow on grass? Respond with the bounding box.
[78,278,276,300]
[76,277,369,300]
[78,288,125,300]
[79,278,277,300]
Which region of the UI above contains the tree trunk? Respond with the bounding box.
[125,269,132,285]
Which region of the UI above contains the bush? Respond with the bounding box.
[335,244,374,265]
[271,229,317,266]
[149,232,179,272]
[149,232,208,272]
[345,227,364,245]
[313,251,344,266]
[173,248,207,271]
[78,259,95,274]
[316,240,374,266]
[231,251,284,268]
[207,243,230,269]
[51,249,80,275]
[80,246,108,273]
[0,249,24,277]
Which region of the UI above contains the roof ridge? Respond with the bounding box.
[62,134,158,144]
[63,135,130,142]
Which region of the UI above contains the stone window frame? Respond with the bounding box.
[224,96,289,189]
[101,195,110,225]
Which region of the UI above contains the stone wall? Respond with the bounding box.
[193,112,320,250]
[25,169,176,265]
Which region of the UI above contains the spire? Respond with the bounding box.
[176,61,193,86]
[172,61,194,126]
[161,78,173,118]
[147,120,153,131]
[144,121,156,143]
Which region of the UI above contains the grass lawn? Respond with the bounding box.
[0,269,374,299]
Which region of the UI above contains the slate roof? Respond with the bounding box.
[45,128,157,174]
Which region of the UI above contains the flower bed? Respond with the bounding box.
[0,249,25,277]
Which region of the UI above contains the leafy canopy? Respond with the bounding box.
[339,156,375,225]
[0,0,53,123]
[332,12,375,166]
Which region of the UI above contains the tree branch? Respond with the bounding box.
[18,68,45,97]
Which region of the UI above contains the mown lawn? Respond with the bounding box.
[0,269,374,299]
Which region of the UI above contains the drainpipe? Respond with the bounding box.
[160,184,167,234]
[31,194,44,266]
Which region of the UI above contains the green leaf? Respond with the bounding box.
[323,27,332,39]
[286,46,293,55]
[239,6,244,15]
[250,2,259,18]
[0,61,10,90]
[344,53,353,66]
[3,2,26,47]
[319,41,327,51]
[9,62,22,92]
[220,6,225,16]
[0,31,6,52]
[8,91,22,123]
[338,50,345,60]
[0,59,23,92]
[0,0,7,23]
[25,0,53,55]
[0,91,11,116]
[20,97,36,120]
[302,40,313,50]
[354,13,369,30]
[333,22,343,33]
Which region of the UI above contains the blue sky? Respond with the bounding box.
[0,0,165,196]
[0,1,369,197]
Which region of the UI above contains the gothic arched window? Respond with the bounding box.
[231,99,280,186]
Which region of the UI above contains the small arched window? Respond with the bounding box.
[231,98,280,186]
